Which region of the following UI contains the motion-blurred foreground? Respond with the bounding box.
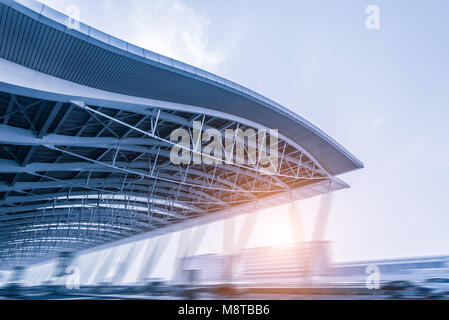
[1,242,448,300]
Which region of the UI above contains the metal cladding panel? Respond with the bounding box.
[0,2,363,176]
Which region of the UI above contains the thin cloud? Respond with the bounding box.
[40,0,231,72]
[114,0,228,72]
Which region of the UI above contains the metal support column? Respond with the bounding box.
[288,192,306,278]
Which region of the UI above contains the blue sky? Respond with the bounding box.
[39,0,449,263]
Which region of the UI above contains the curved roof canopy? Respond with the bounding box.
[0,0,362,266]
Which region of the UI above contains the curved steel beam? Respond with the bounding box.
[0,124,292,191]
[0,210,154,230]
[0,190,200,212]
[0,178,229,207]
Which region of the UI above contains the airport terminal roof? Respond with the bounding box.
[0,0,363,266]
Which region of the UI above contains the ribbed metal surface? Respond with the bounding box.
[0,1,363,176]
[0,4,240,111]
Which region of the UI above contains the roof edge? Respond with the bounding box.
[2,0,364,173]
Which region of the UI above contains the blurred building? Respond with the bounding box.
[183,243,449,286]
[330,255,449,285]
[182,241,331,285]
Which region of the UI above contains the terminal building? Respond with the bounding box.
[0,0,365,286]
[182,243,449,287]
[182,242,332,285]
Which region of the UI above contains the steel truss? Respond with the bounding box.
[0,91,331,266]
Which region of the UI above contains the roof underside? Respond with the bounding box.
[0,0,362,266]
[0,91,337,266]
